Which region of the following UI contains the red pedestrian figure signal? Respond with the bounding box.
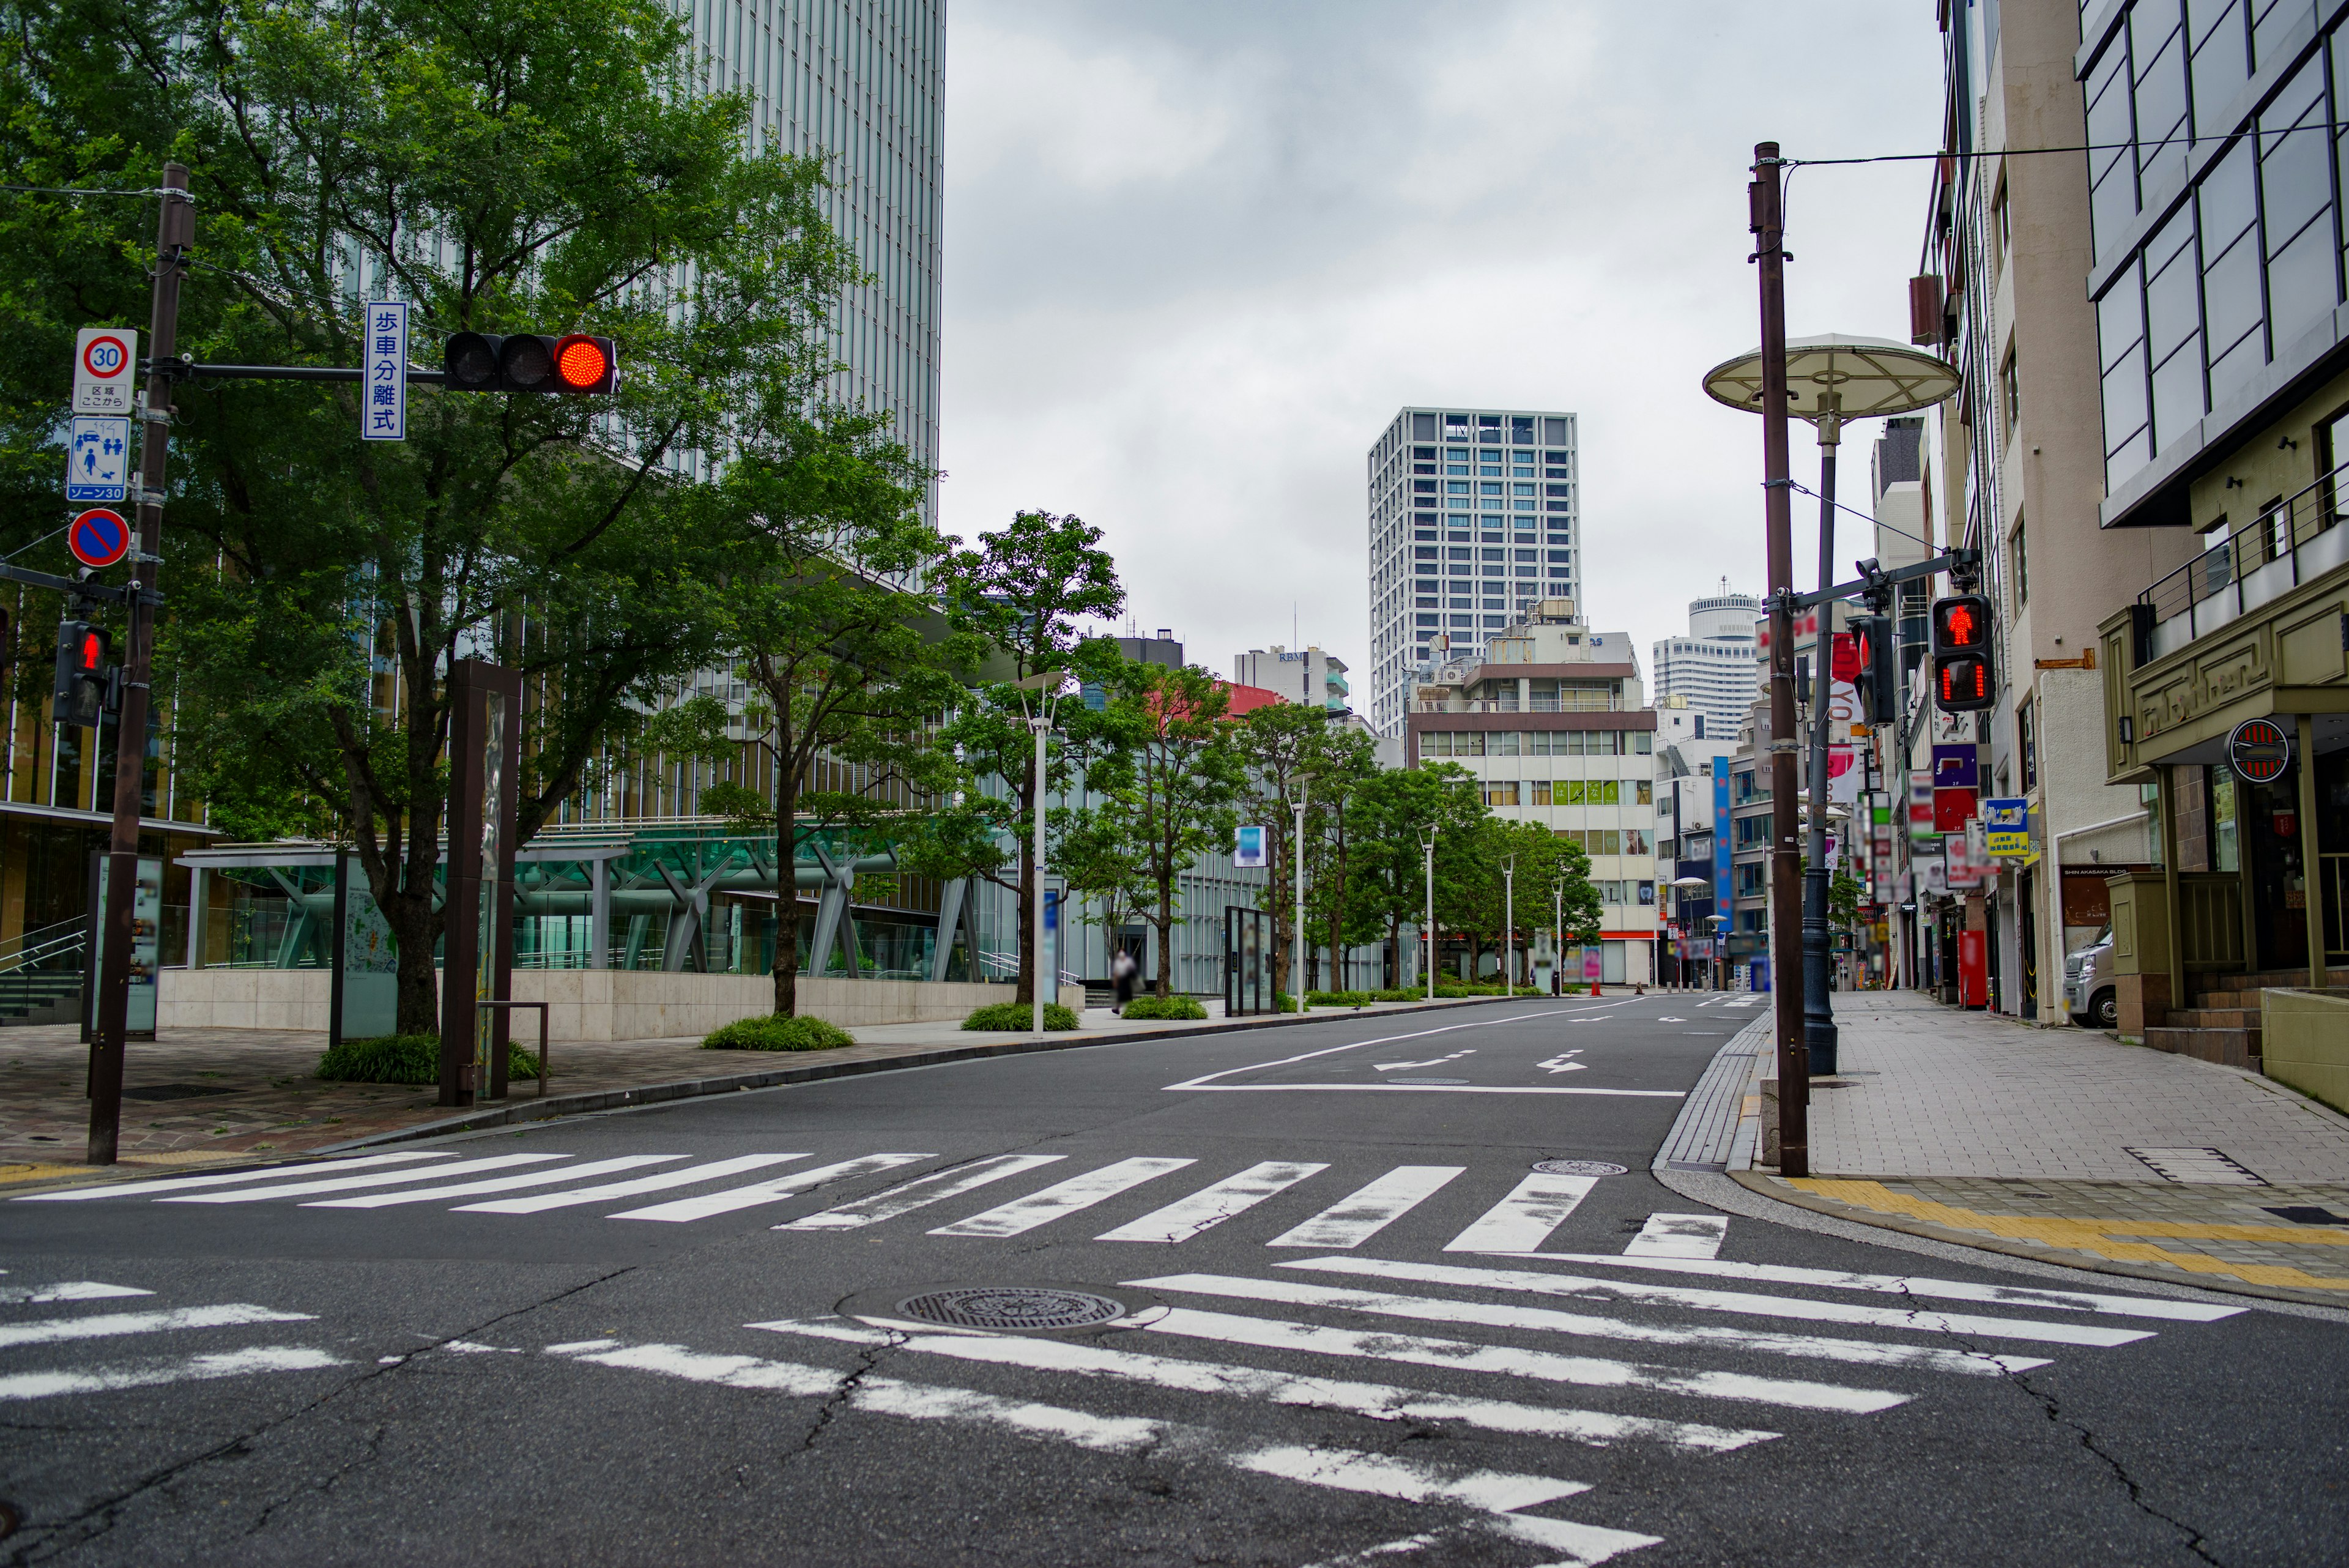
[1929,593,1995,715]
[68,507,131,569]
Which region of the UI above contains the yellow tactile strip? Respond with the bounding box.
[1787,1177,2349,1295]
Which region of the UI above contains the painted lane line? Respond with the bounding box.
[749,1315,1779,1454]
[612,1153,931,1223]
[1374,1049,1475,1073]
[930,1157,1195,1238]
[1096,1161,1329,1244]
[0,1281,152,1305]
[0,1302,314,1350]
[1135,1306,1909,1414]
[161,1153,564,1205]
[458,1153,809,1214]
[551,1339,1625,1545]
[1170,1084,1685,1098]
[777,1154,1067,1232]
[1533,1254,2246,1321]
[1307,1517,1663,1568]
[15,1151,451,1202]
[1127,1273,2048,1377]
[1278,1257,2157,1347]
[1444,1173,1597,1253]
[0,1346,344,1402]
[1266,1167,1464,1250]
[1624,1214,1729,1260]
[305,1156,687,1208]
[1162,1006,1633,1092]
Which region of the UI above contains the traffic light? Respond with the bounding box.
[53,619,113,726]
[1852,614,1901,725]
[1929,593,1995,714]
[441,333,618,394]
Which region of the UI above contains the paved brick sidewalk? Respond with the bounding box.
[1729,990,2349,1306]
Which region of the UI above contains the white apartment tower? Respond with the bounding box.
[1365,408,1581,735]
[1649,580,1762,739]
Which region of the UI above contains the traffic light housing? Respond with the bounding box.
[441,333,618,394]
[53,619,113,727]
[1929,593,1995,714]
[1852,614,1901,725]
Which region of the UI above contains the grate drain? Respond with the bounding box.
[1533,1159,1627,1176]
[895,1286,1127,1332]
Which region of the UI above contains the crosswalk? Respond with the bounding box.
[0,1269,343,1403]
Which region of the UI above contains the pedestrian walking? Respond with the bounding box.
[1111,947,1139,1014]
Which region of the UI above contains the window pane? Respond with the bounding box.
[2093,162,2141,251]
[2190,1,2247,136]
[2146,238,2201,363]
[2252,0,2309,67]
[2135,35,2190,178]
[2209,322,2263,405]
[2260,119,2329,254]
[2098,282,2146,371]
[2203,227,2263,355]
[2266,215,2338,346]
[2199,140,2256,252]
[2151,333,2207,451]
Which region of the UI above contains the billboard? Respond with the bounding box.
[1234,825,1267,868]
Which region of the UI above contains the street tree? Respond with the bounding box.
[1441,817,1595,984]
[1302,726,1384,992]
[1345,764,1485,985]
[1231,701,1328,998]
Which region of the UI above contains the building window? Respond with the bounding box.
[1484,782,1519,807]
[1530,781,1553,806]
[2000,348,2021,443]
[1635,780,1653,805]
[2019,699,2037,793]
[2011,515,2028,609]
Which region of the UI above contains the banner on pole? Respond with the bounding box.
[362,300,408,442]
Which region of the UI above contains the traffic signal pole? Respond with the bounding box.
[1802,414,1841,1079]
[87,163,191,1165]
[1751,144,1807,1177]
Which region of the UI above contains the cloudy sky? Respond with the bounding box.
[934,1,1945,703]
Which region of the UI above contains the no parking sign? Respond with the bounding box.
[68,508,131,569]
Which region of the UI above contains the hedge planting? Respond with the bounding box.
[702,1015,856,1052]
[1119,995,1208,1021]
[963,1001,1080,1031]
[316,1033,539,1085]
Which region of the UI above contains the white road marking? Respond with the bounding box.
[1374,1049,1476,1072]
[0,1302,314,1350]
[777,1154,1066,1231]
[1280,1258,2159,1347]
[305,1156,686,1208]
[749,1315,1779,1453]
[15,1151,451,1202]
[1096,1162,1328,1243]
[456,1154,810,1214]
[1137,1306,1909,1413]
[160,1153,565,1205]
[1236,1443,1583,1514]
[1266,1167,1464,1250]
[612,1153,931,1223]
[1164,1083,1683,1097]
[1129,1273,2048,1376]
[1443,1173,1596,1253]
[1162,1006,1635,1092]
[1535,1254,2246,1321]
[930,1157,1195,1238]
[0,1347,343,1401]
[0,1281,151,1305]
[1536,1052,1587,1074]
[1624,1214,1729,1260]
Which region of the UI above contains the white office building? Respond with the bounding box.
[1232,645,1348,713]
[1364,407,1581,736]
[1649,581,1762,740]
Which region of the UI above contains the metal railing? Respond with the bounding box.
[0,918,86,976]
[2178,872,2245,973]
[2137,457,2349,658]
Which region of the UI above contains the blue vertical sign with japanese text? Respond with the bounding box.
[361,300,407,442]
[1712,768,1732,909]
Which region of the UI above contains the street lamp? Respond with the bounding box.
[1707,913,1731,992]
[1291,773,1316,1015]
[1702,333,1956,1078]
[1013,670,1067,1034]
[1669,874,1712,994]
[1501,852,1516,998]
[1418,822,1438,1001]
[1551,875,1565,997]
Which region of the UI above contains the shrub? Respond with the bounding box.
[1305,990,1376,1008]
[1120,995,1208,1021]
[963,1001,1081,1031]
[1433,983,1505,998]
[702,1015,855,1052]
[316,1033,538,1085]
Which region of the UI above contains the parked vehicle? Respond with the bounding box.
[2066,927,2116,1030]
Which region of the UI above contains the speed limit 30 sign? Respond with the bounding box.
[73,327,138,414]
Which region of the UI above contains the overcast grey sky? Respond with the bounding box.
[935,1,1945,691]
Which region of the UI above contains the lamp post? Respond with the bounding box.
[1501,852,1516,998]
[1419,822,1438,1001]
[1552,876,1564,997]
[1013,671,1067,1035]
[1707,913,1730,992]
[1291,779,1310,1014]
[1701,330,1957,1085]
[1669,875,1712,995]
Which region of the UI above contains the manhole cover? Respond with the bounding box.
[1386,1076,1468,1085]
[1533,1159,1627,1176]
[124,1084,235,1102]
[895,1287,1127,1331]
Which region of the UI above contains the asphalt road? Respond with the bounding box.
[2,993,2345,1567]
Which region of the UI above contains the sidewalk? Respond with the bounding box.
[0,996,1468,1189]
[1709,991,2349,1307]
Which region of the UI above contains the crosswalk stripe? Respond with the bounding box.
[1096,1162,1328,1244]
[1442,1172,1595,1253]
[159,1153,565,1205]
[1279,1257,2159,1347]
[1537,1254,2246,1321]
[748,1315,1780,1454]
[0,1347,344,1402]
[1138,1306,1909,1413]
[455,1154,809,1214]
[777,1154,1066,1232]
[0,1282,151,1305]
[0,1302,314,1350]
[1128,1273,2049,1377]
[929,1157,1195,1238]
[14,1151,451,1202]
[304,1156,687,1209]
[1234,1443,1584,1514]
[1264,1166,1463,1250]
[611,1153,931,1223]
[1624,1214,1727,1260]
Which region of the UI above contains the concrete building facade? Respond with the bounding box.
[1231,647,1349,715]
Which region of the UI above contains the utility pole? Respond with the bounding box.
[1802,407,1842,1076]
[1292,783,1308,1013]
[1751,143,1809,1176]
[1030,713,1048,1034]
[87,164,191,1166]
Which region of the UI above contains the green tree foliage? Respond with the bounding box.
[1346,764,1484,984]
[1230,701,1326,999]
[1436,817,1600,984]
[1303,725,1384,993]
[0,0,867,1032]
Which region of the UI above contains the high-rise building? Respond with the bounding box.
[1231,646,1349,714]
[1649,580,1761,738]
[1364,407,1581,735]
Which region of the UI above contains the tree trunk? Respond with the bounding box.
[1013,761,1037,1006]
[1154,871,1176,998]
[773,771,800,1017]
[388,883,438,1037]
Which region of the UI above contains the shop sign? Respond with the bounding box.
[2226,718,2291,785]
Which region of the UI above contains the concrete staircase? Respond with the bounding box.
[0,970,84,1027]
[2147,966,2349,1071]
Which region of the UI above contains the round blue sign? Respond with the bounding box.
[69,507,130,568]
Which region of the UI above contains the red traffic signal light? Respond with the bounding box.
[1934,650,1994,713]
[1931,593,1991,652]
[53,619,114,727]
[441,332,618,394]
[553,334,617,393]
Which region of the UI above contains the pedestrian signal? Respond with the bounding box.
[53,619,113,727]
[1929,593,1995,714]
[441,333,618,394]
